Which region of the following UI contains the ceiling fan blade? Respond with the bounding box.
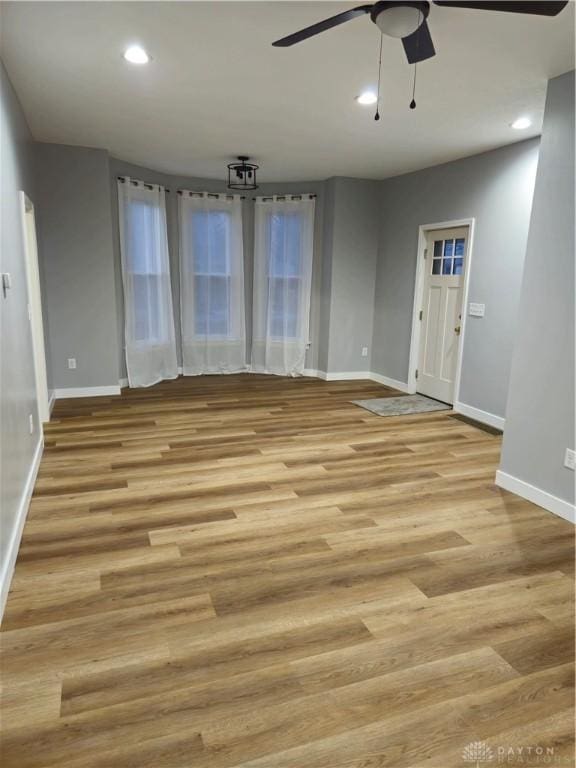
[402,20,436,63]
[433,1,568,16]
[272,5,373,46]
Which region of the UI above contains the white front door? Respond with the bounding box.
[417,226,468,404]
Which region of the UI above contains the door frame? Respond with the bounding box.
[407,217,476,404]
[19,191,50,424]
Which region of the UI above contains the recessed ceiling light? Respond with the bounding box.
[356,91,377,106]
[511,116,531,130]
[123,45,150,65]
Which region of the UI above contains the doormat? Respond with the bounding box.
[351,394,451,417]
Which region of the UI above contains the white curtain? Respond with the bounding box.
[179,191,246,375]
[252,195,315,375]
[118,178,178,387]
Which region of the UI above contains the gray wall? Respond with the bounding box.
[323,178,380,373]
[35,143,120,389]
[108,158,326,377]
[0,61,39,610]
[39,141,539,403]
[499,71,575,508]
[372,138,539,418]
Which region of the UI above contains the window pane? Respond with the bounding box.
[133,275,163,342]
[266,211,304,340]
[454,238,465,257]
[433,240,443,258]
[270,277,299,339]
[443,239,454,258]
[453,257,463,275]
[442,258,453,275]
[432,259,442,275]
[269,213,302,278]
[194,275,229,336]
[191,211,230,275]
[129,201,163,275]
[126,199,168,344]
[188,209,232,338]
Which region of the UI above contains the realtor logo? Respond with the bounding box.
[462,741,495,766]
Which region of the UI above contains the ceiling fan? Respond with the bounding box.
[272,1,569,64]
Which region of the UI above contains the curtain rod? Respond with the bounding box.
[177,190,245,200]
[117,176,170,193]
[117,177,316,203]
[253,194,317,201]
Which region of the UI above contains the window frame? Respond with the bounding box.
[265,209,305,343]
[188,208,234,340]
[125,197,172,346]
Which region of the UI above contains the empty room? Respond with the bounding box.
[0,1,574,766]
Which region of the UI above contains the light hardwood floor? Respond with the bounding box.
[1,374,574,767]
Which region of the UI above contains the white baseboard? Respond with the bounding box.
[495,470,575,524]
[323,371,372,381]
[300,370,410,391]
[54,385,121,399]
[369,372,411,392]
[0,437,44,622]
[453,401,505,431]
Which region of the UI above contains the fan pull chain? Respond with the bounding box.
[410,7,422,110]
[410,63,417,110]
[374,33,383,121]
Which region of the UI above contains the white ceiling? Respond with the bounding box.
[1,1,574,181]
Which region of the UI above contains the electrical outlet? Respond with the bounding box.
[564,448,575,471]
[68,358,77,370]
[361,347,368,357]
[29,413,34,434]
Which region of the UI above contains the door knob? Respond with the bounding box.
[455,325,461,335]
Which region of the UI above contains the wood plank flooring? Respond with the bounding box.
[1,374,574,767]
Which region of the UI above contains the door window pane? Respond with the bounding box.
[430,235,465,277]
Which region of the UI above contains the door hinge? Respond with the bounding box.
[419,310,423,321]
[415,369,419,380]
[423,248,428,260]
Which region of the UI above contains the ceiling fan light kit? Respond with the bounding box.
[371,1,429,38]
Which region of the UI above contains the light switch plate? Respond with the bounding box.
[564,448,575,471]
[68,358,77,370]
[469,302,485,317]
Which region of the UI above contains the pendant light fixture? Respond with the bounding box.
[227,156,259,191]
